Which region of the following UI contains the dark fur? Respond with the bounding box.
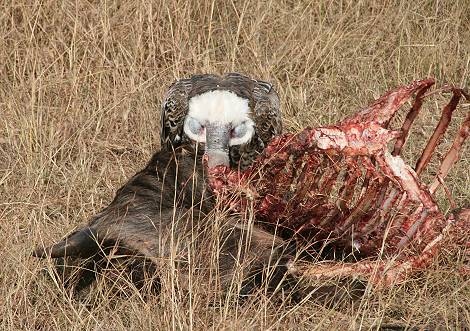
[34,148,294,298]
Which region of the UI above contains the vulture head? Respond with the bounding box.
[160,73,282,169]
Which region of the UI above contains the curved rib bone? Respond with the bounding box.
[415,89,462,175]
[429,110,470,194]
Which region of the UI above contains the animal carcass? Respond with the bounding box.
[208,79,470,286]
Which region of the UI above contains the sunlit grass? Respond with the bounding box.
[1,1,469,329]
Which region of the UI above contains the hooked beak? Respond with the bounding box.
[205,123,231,168]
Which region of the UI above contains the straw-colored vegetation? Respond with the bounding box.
[1,1,469,330]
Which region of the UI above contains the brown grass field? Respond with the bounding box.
[1,1,469,330]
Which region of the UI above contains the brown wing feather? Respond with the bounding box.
[160,77,192,149]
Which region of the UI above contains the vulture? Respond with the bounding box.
[33,73,292,299]
[160,72,282,169]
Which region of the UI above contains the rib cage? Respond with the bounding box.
[209,78,470,285]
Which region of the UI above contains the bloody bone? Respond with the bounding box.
[415,89,462,176]
[430,109,470,194]
[208,79,470,285]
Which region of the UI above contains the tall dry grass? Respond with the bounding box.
[1,0,469,330]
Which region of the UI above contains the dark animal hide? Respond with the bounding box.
[33,148,293,299]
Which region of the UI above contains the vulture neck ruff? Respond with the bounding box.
[188,90,252,127]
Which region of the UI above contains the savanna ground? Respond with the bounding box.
[1,1,469,330]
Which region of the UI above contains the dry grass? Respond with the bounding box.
[1,0,469,330]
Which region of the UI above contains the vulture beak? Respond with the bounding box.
[204,123,231,168]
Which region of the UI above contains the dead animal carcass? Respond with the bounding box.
[33,148,292,296]
[208,79,470,286]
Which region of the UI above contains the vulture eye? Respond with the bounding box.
[229,120,254,146]
[184,116,206,142]
[231,122,247,138]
